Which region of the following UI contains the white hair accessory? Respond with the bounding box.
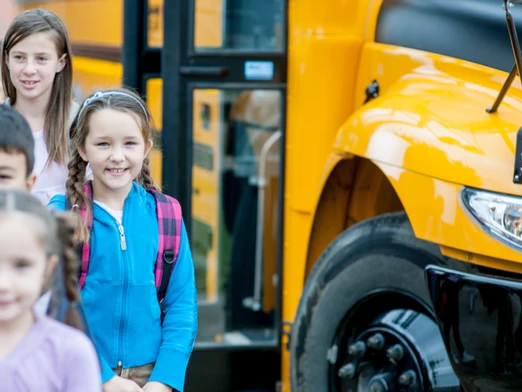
[77,91,149,122]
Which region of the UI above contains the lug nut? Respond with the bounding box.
[369,378,389,392]
[337,362,356,379]
[348,341,366,357]
[369,372,395,392]
[386,344,404,363]
[398,370,417,387]
[367,333,385,350]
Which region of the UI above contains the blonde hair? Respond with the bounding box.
[67,87,158,243]
[1,8,73,165]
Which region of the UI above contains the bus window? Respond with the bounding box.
[148,0,163,48]
[194,0,285,51]
[192,89,282,342]
[145,78,163,185]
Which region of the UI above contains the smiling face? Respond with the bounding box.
[0,212,55,325]
[78,108,153,200]
[5,31,66,104]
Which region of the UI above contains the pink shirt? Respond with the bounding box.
[0,315,102,392]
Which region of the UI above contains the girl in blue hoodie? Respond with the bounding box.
[49,88,197,392]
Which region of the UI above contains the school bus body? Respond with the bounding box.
[16,0,522,391]
[283,0,522,306]
[284,1,522,391]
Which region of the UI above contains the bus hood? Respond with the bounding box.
[334,72,522,197]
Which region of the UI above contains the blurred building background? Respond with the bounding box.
[0,0,16,39]
[0,0,16,101]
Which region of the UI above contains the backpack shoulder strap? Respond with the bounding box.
[66,181,94,290]
[148,190,182,302]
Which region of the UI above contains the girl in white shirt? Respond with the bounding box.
[2,9,77,205]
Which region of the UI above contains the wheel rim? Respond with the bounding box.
[329,308,460,392]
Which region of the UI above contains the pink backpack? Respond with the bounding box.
[71,181,182,302]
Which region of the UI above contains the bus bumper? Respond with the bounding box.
[426,265,522,392]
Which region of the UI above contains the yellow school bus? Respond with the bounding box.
[17,0,522,391]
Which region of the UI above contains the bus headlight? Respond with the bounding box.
[460,187,522,252]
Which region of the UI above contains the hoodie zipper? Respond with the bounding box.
[92,198,130,368]
[117,200,129,368]
[119,224,127,250]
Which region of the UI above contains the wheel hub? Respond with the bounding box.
[331,309,460,392]
[338,328,422,392]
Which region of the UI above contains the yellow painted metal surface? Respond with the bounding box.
[20,0,122,46]
[281,1,376,389]
[145,78,163,186]
[147,0,163,47]
[440,245,522,275]
[345,43,521,192]
[192,89,221,303]
[72,57,122,97]
[283,0,522,390]
[334,44,522,260]
[374,161,522,264]
[148,0,238,51]
[194,0,223,49]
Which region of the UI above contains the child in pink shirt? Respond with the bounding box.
[0,190,101,391]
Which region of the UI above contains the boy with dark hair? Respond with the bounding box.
[0,104,36,190]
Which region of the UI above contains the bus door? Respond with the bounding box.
[161,0,287,390]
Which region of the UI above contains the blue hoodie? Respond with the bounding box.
[49,183,198,391]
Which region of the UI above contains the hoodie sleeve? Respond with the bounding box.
[47,194,67,211]
[148,221,198,391]
[100,359,117,383]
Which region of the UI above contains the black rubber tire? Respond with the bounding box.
[289,212,446,392]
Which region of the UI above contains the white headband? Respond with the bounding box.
[77,91,149,122]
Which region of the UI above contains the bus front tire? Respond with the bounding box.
[289,212,460,392]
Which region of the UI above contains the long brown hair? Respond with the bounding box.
[67,87,158,243]
[1,8,73,165]
[0,190,83,330]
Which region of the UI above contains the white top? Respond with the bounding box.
[94,200,123,224]
[33,290,52,315]
[3,99,82,206]
[32,130,69,206]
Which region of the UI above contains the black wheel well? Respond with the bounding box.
[305,158,405,279]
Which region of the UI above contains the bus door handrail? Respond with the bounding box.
[243,130,282,312]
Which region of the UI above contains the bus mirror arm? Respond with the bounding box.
[487,0,522,114]
[242,130,282,312]
[486,1,522,184]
